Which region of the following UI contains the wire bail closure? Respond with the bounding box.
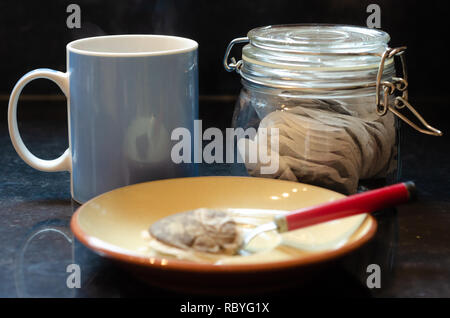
[223,37,442,136]
[375,47,442,136]
[223,37,248,73]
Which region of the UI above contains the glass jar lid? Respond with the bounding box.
[248,24,390,55]
[242,24,393,77]
[231,24,394,94]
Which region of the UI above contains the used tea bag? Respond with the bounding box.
[149,208,241,255]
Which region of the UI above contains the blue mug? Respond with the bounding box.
[8,35,198,203]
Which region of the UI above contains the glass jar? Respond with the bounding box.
[224,24,441,194]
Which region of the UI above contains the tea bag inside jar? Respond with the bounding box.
[237,97,396,194]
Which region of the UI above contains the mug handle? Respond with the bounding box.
[8,69,71,172]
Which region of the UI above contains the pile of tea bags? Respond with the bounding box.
[237,98,397,194]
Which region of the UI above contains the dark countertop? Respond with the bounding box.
[1,99,449,298]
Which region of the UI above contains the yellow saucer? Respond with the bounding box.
[71,176,376,293]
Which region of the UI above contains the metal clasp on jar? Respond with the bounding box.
[223,37,248,73]
[375,47,442,136]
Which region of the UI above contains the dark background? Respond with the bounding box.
[1,0,449,135]
[0,0,449,98]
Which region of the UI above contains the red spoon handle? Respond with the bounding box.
[275,182,415,232]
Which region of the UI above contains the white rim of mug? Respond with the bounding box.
[67,34,198,57]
